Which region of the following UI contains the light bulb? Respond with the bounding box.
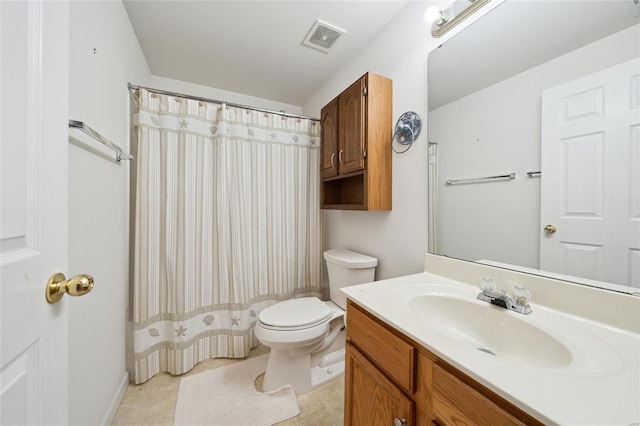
[424,6,442,24]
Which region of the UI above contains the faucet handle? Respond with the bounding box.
[512,286,531,306]
[480,277,496,292]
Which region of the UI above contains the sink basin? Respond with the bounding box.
[408,295,573,368]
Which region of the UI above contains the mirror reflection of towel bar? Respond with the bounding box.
[446,173,515,185]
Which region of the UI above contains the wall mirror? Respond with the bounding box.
[428,0,640,293]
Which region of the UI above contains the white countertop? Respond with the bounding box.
[342,271,640,426]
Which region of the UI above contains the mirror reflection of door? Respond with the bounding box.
[540,58,640,286]
[427,0,640,291]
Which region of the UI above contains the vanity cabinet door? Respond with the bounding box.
[345,343,414,426]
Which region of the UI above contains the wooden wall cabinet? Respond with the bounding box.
[345,300,545,426]
[320,72,392,210]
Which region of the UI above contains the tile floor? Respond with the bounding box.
[112,346,345,426]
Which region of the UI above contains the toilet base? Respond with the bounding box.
[310,350,345,390]
[261,328,346,394]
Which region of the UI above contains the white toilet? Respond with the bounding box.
[254,248,377,394]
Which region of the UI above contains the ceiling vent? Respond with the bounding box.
[302,19,346,53]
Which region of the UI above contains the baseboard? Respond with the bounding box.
[100,371,130,426]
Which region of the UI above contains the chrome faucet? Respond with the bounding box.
[476,278,532,315]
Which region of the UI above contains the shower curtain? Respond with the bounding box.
[132,88,322,384]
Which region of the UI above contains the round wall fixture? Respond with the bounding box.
[392,111,422,153]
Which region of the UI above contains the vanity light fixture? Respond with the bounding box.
[424,6,449,27]
[425,0,491,38]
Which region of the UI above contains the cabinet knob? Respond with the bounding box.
[393,418,407,426]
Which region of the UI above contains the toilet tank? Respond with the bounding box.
[323,249,377,310]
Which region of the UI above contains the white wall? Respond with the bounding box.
[69,6,307,424]
[68,2,150,425]
[149,75,303,115]
[302,1,499,280]
[431,24,640,269]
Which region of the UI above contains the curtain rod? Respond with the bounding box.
[127,83,320,122]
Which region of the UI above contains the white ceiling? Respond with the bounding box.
[123,0,409,106]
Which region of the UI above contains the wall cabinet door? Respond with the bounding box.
[320,97,339,179]
[345,343,414,426]
[338,77,366,174]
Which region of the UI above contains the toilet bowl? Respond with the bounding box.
[254,249,377,394]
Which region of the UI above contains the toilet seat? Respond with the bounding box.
[254,298,344,347]
[258,297,333,331]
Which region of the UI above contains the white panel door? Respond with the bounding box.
[1,1,70,424]
[540,58,640,287]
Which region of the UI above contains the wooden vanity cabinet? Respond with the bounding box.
[345,300,545,426]
[320,72,392,210]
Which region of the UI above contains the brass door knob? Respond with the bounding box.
[46,272,94,304]
[543,224,557,234]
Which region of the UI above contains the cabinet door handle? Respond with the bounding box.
[338,149,343,165]
[393,418,407,426]
[330,152,335,168]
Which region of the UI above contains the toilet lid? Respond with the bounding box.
[259,297,333,329]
